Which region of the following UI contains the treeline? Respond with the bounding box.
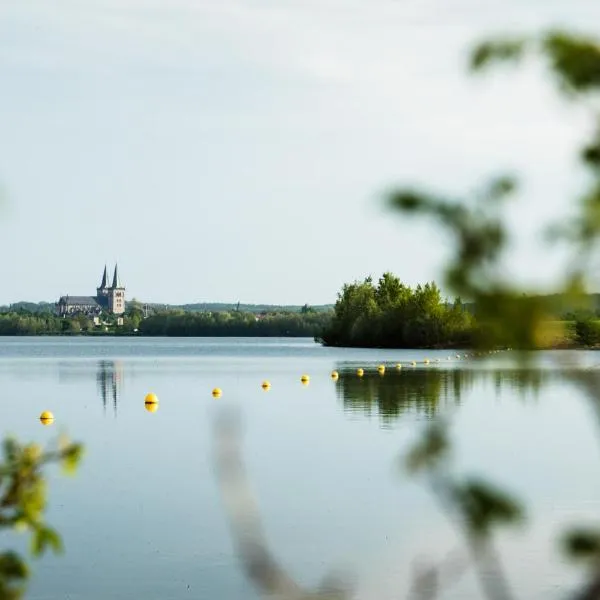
[0,311,135,335]
[0,309,333,337]
[139,310,332,337]
[0,312,64,335]
[0,302,56,314]
[160,302,333,314]
[319,273,474,348]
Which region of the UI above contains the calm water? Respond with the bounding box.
[1,337,599,599]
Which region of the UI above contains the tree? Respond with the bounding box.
[320,274,472,348]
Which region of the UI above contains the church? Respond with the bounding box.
[56,265,126,317]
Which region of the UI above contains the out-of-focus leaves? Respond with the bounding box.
[0,552,28,600]
[470,38,526,71]
[481,176,518,204]
[405,423,449,474]
[31,526,63,558]
[543,32,600,93]
[470,32,600,94]
[0,435,82,598]
[61,443,84,476]
[582,129,600,171]
[0,553,27,580]
[452,479,523,537]
[563,529,600,561]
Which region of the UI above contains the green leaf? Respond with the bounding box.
[0,552,28,580]
[453,479,523,536]
[470,38,526,71]
[543,31,600,92]
[405,423,449,474]
[563,528,600,561]
[30,526,64,557]
[61,443,83,476]
[388,190,427,212]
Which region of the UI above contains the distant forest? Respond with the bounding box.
[0,301,333,314]
[0,304,333,337]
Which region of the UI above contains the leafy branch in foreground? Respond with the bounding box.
[0,436,83,600]
[391,26,600,600]
[405,421,523,600]
[389,30,600,351]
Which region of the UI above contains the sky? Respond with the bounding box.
[0,0,599,305]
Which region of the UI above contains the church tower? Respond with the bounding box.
[96,265,110,310]
[97,265,110,297]
[108,264,126,315]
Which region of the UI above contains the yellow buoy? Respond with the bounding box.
[396,363,402,370]
[424,358,430,364]
[377,364,385,375]
[356,368,364,377]
[145,402,159,413]
[144,393,159,404]
[411,361,416,367]
[261,381,271,391]
[456,354,461,359]
[212,388,222,398]
[330,371,339,380]
[39,411,54,425]
[300,374,310,385]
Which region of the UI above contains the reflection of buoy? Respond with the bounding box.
[145,402,159,413]
[144,393,159,404]
[356,368,364,377]
[261,381,271,391]
[396,363,402,370]
[377,364,385,375]
[300,375,310,385]
[330,371,339,381]
[40,411,54,425]
[212,388,222,398]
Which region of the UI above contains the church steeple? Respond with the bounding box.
[99,265,109,290]
[111,264,123,289]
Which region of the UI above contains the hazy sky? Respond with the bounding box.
[1,0,598,305]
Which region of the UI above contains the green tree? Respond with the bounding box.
[0,436,83,599]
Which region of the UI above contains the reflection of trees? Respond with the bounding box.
[96,361,123,416]
[336,366,549,424]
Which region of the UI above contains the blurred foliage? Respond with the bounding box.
[320,273,473,348]
[0,436,83,599]
[389,30,600,352]
[574,317,600,346]
[388,27,600,600]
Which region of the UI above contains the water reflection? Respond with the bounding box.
[96,361,123,416]
[335,365,551,424]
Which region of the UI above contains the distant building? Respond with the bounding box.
[57,265,126,317]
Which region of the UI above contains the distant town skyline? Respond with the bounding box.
[1,1,599,305]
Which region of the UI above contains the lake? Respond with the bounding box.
[0,337,599,599]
